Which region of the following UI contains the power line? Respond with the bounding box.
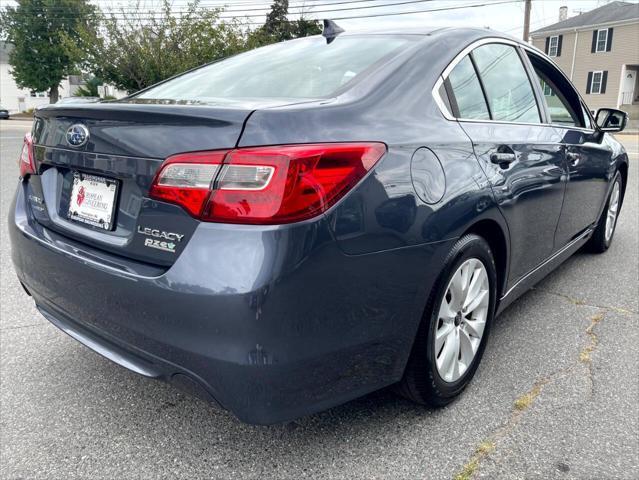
[6,0,520,22]
[85,0,443,17]
[4,0,416,14]
[310,0,522,21]
[502,13,554,34]
[229,0,522,23]
[16,0,379,13]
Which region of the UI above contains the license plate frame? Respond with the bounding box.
[67,171,119,231]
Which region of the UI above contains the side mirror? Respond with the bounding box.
[595,108,628,133]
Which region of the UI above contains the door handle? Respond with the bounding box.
[490,152,516,167]
[566,151,581,166]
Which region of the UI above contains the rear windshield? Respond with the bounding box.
[136,35,412,101]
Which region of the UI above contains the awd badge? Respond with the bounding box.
[137,226,184,253]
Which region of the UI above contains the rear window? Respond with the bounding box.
[447,56,490,120]
[136,35,412,101]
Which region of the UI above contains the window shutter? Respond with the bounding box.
[591,30,598,52]
[545,37,550,54]
[606,28,614,51]
[601,71,608,94]
[586,72,593,94]
[557,35,563,56]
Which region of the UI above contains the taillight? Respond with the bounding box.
[149,150,227,217]
[149,143,386,224]
[19,133,36,177]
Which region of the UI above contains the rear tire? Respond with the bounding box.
[398,234,497,407]
[585,172,623,254]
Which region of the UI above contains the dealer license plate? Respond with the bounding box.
[67,172,118,230]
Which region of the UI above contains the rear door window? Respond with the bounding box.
[446,56,491,120]
[471,44,541,123]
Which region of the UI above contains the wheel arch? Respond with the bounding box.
[461,219,509,302]
[618,159,628,207]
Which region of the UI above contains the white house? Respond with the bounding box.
[0,41,74,113]
[1,41,126,113]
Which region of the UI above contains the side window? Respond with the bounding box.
[446,56,490,120]
[471,44,540,123]
[527,51,586,128]
[538,77,578,126]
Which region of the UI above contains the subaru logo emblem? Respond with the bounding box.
[66,124,89,147]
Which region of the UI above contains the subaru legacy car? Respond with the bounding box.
[10,26,628,425]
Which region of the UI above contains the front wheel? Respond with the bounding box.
[585,172,623,253]
[398,234,497,407]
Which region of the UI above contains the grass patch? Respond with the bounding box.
[454,459,479,480]
[453,441,495,480]
[514,383,543,411]
[579,347,594,363]
[580,313,604,364]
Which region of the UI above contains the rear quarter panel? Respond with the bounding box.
[240,30,504,256]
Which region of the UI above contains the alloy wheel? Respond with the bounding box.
[435,258,490,383]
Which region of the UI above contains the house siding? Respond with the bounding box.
[532,22,639,112]
[0,60,63,113]
[533,32,576,75]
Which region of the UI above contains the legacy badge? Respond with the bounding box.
[137,226,184,253]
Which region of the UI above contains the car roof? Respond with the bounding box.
[337,26,522,43]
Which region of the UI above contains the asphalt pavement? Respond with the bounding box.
[1,119,637,479]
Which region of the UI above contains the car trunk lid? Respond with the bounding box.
[26,101,262,266]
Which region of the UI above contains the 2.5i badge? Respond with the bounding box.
[137,226,185,253]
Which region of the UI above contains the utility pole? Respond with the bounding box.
[523,0,532,42]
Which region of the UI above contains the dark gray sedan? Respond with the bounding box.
[9,26,628,424]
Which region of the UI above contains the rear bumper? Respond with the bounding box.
[10,181,453,424]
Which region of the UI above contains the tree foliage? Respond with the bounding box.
[2,0,323,98]
[248,0,322,48]
[0,0,98,102]
[74,0,248,93]
[74,76,102,96]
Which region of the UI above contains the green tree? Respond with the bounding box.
[74,0,247,93]
[263,0,290,38]
[74,76,102,96]
[249,0,321,47]
[0,0,97,103]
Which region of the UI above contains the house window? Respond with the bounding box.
[590,71,603,94]
[596,28,608,52]
[548,36,559,57]
[542,80,555,97]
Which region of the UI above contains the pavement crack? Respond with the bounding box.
[533,288,637,315]
[0,322,47,331]
[451,311,610,479]
[453,441,496,480]
[579,313,604,364]
[452,375,552,480]
[578,312,605,398]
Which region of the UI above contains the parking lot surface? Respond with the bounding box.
[1,119,637,479]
